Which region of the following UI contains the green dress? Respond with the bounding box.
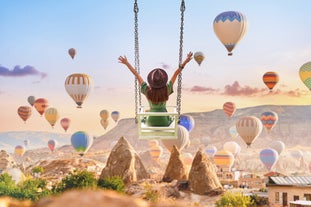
[141,81,173,126]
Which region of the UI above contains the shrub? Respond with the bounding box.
[97,176,125,193]
[215,191,253,207]
[32,166,44,174]
[143,182,161,203]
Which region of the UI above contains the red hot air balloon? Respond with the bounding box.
[34,98,49,116]
[223,102,236,118]
[17,106,32,123]
[60,118,71,132]
[48,139,57,152]
[263,72,279,92]
[68,48,76,59]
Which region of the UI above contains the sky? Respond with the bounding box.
[1,0,311,137]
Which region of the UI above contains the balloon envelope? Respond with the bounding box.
[205,145,217,157]
[14,145,25,157]
[179,115,195,132]
[182,152,194,166]
[34,98,49,116]
[236,116,263,146]
[17,106,32,123]
[223,102,236,117]
[263,72,279,91]
[299,62,311,90]
[44,107,59,128]
[229,125,239,139]
[223,141,240,157]
[213,150,235,171]
[68,48,76,59]
[100,110,109,120]
[259,148,279,171]
[213,11,247,56]
[270,141,285,155]
[260,111,278,133]
[194,51,205,66]
[48,139,57,152]
[65,73,93,108]
[60,118,71,132]
[161,125,189,152]
[149,145,163,161]
[27,96,35,107]
[71,131,93,156]
[100,119,109,129]
[111,111,120,122]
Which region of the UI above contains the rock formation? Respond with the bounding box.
[0,150,16,172]
[100,137,149,184]
[188,151,224,195]
[162,145,187,182]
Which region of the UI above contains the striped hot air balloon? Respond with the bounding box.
[213,150,235,171]
[299,61,311,90]
[60,118,70,132]
[71,131,93,156]
[161,125,189,153]
[205,145,217,158]
[44,107,59,128]
[65,73,93,108]
[259,148,279,171]
[213,11,247,56]
[111,111,120,122]
[48,139,57,152]
[149,145,163,162]
[263,71,279,91]
[17,106,32,123]
[236,116,263,147]
[260,111,278,133]
[194,51,205,66]
[34,98,48,116]
[223,102,236,118]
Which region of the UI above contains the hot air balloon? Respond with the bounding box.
[223,141,240,157]
[270,141,285,155]
[68,48,76,59]
[48,139,57,152]
[259,148,279,171]
[34,98,49,116]
[17,106,32,123]
[263,72,279,91]
[236,116,263,147]
[194,51,205,66]
[182,152,194,166]
[213,11,247,56]
[148,140,159,148]
[149,145,163,162]
[100,110,109,120]
[205,145,217,158]
[201,137,210,146]
[14,145,25,157]
[179,115,195,132]
[65,73,93,108]
[111,111,120,122]
[213,150,235,171]
[161,125,189,152]
[44,107,59,128]
[223,102,236,118]
[260,111,278,133]
[71,131,93,156]
[100,119,109,130]
[299,61,311,90]
[27,96,35,107]
[290,150,303,160]
[229,125,239,139]
[60,118,71,132]
[24,139,29,148]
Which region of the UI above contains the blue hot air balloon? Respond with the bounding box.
[71,131,93,156]
[179,115,195,132]
[259,148,279,171]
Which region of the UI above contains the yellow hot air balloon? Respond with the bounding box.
[299,61,311,90]
[65,73,93,108]
[14,145,25,157]
[149,145,163,162]
[68,48,76,59]
[100,110,109,120]
[236,116,263,147]
[44,107,59,128]
[213,150,235,171]
[100,119,109,129]
[213,11,247,56]
[161,125,189,153]
[194,51,205,66]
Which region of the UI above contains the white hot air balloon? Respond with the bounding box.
[236,116,263,147]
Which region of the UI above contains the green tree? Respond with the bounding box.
[97,176,125,193]
[32,166,44,174]
[215,191,253,207]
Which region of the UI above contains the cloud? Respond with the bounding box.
[223,81,265,96]
[190,85,219,94]
[285,89,302,97]
[0,65,47,79]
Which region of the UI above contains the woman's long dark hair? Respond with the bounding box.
[146,86,169,104]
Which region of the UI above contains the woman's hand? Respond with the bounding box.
[118,56,129,65]
[184,52,193,64]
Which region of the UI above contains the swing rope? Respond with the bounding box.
[134,0,141,123]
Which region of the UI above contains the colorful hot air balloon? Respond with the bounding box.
[34,98,49,116]
[44,107,59,128]
[270,140,285,155]
[194,51,205,66]
[14,145,25,157]
[65,73,93,108]
[299,61,311,90]
[223,141,240,157]
[68,48,76,59]
[182,152,194,166]
[60,118,71,132]
[259,148,279,171]
[179,115,195,132]
[100,110,109,120]
[17,106,32,123]
[263,72,279,91]
[260,111,278,133]
[48,139,57,152]
[213,11,247,56]
[229,125,239,139]
[205,145,217,158]
[27,96,35,107]
[236,116,263,147]
[149,145,163,162]
[213,150,235,171]
[100,119,109,129]
[71,131,93,156]
[111,111,120,122]
[161,125,189,152]
[148,140,159,148]
[223,102,236,118]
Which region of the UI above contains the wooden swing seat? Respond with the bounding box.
[137,106,178,140]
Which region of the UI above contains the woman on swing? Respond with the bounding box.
[118,52,193,127]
